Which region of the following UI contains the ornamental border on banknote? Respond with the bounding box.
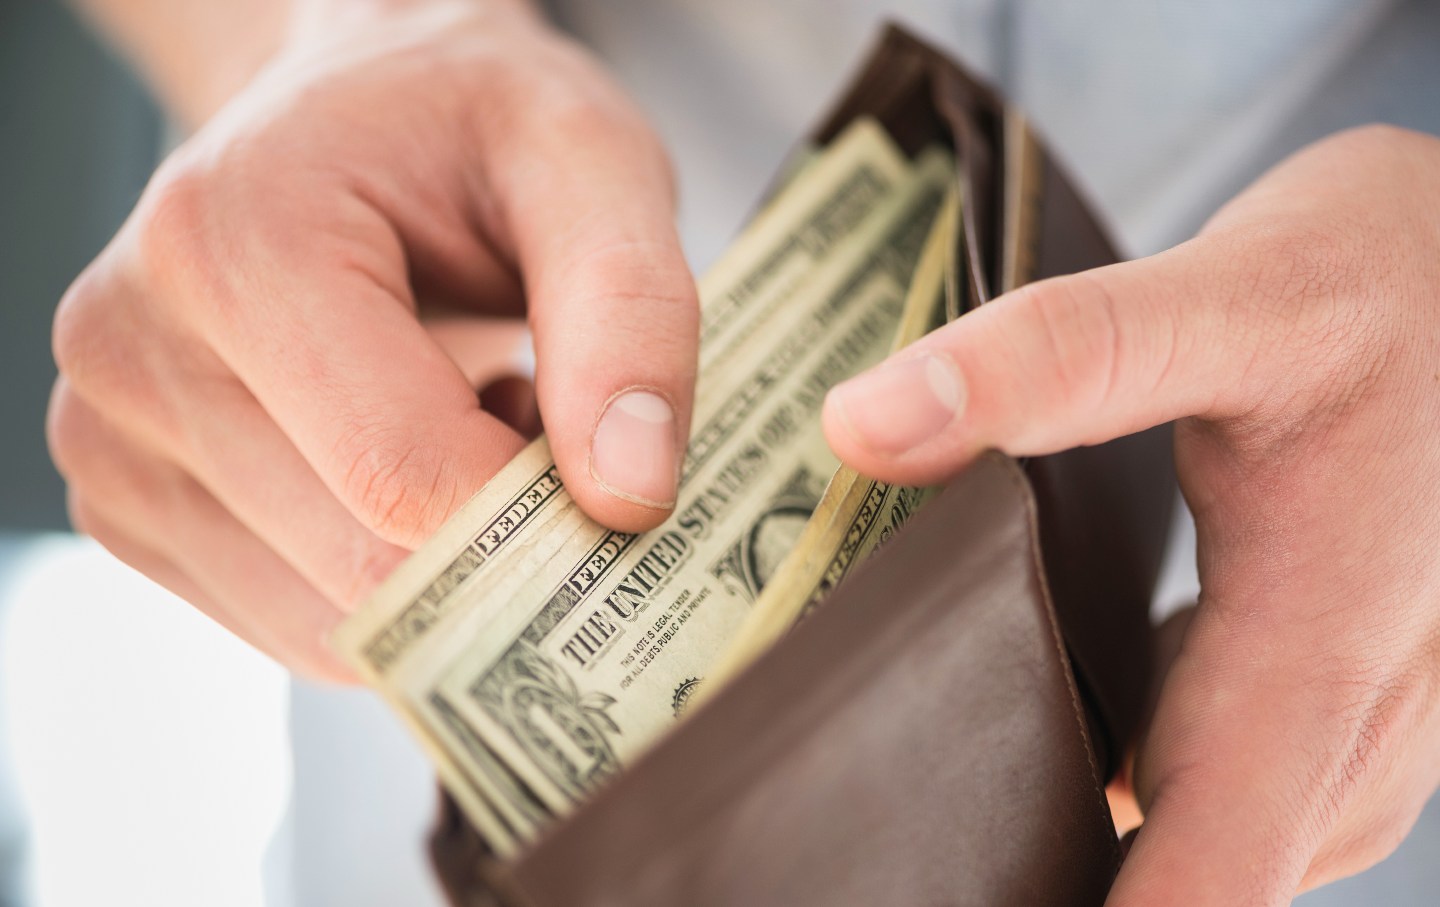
[364,465,566,671]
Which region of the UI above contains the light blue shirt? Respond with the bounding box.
[548,0,1405,261]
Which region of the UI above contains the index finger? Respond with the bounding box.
[139,172,530,548]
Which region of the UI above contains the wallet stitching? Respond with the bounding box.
[1002,452,1125,870]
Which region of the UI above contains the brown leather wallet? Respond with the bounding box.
[429,24,1175,907]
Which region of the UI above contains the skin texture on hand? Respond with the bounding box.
[825,124,1440,904]
[48,0,698,681]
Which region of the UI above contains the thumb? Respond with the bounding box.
[821,236,1253,484]
[483,67,699,535]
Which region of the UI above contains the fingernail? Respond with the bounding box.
[828,353,965,455]
[590,389,679,508]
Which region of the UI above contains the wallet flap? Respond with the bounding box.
[495,454,1120,907]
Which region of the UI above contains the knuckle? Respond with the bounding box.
[54,162,227,406]
[579,275,699,373]
[1006,274,1127,417]
[517,47,673,176]
[576,238,696,309]
[131,160,223,301]
[45,383,87,481]
[549,226,698,360]
[51,265,113,391]
[50,275,183,444]
[335,425,459,545]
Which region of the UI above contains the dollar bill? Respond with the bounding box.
[397,149,954,834]
[707,189,960,687]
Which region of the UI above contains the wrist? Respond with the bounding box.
[175,0,542,129]
[73,0,291,131]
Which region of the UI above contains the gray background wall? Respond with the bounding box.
[0,0,160,531]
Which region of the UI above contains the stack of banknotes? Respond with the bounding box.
[334,119,959,856]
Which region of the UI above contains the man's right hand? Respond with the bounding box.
[48,0,699,680]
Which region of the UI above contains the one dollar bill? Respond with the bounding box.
[706,188,960,687]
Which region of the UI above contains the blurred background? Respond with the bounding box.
[1,1,1438,905]
[1,1,158,533]
[0,13,446,907]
